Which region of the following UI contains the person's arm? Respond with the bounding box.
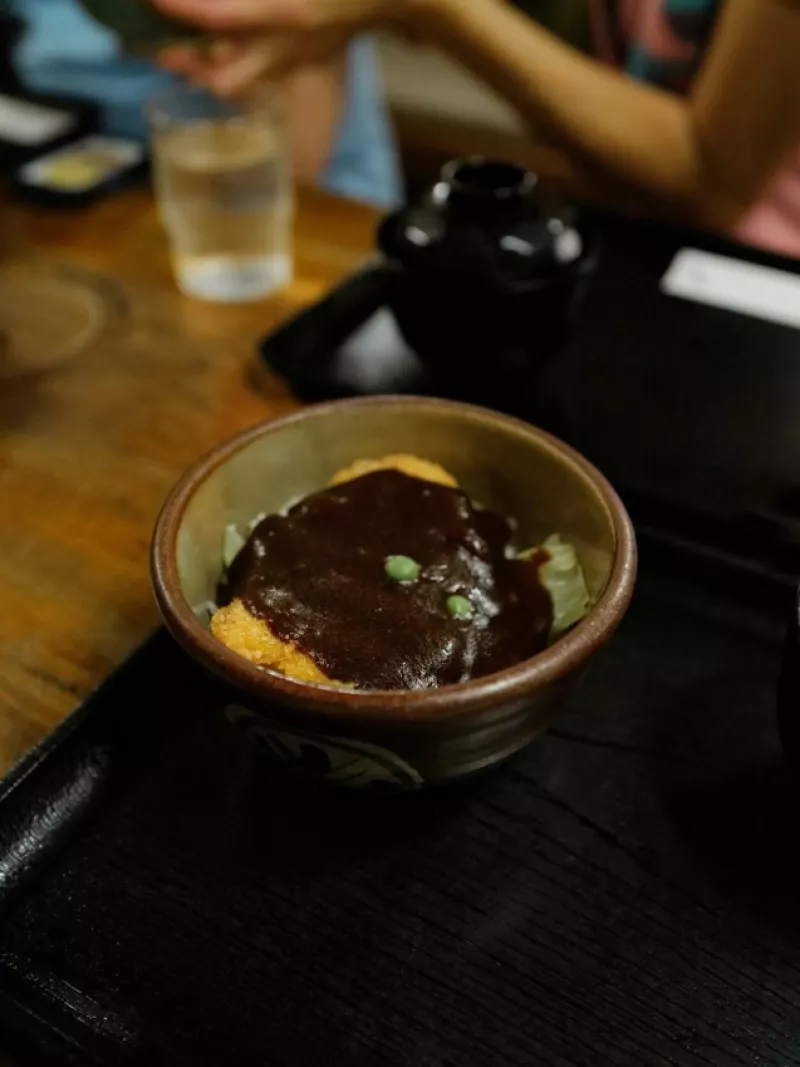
[156,0,800,230]
[285,56,345,185]
[418,0,800,228]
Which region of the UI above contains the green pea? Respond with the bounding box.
[447,594,473,619]
[385,555,421,583]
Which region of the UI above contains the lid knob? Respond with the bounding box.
[435,158,538,220]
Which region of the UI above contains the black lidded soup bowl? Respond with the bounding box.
[377,158,600,395]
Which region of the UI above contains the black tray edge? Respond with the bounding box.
[0,631,162,807]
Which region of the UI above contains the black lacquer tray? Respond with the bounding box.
[0,529,797,1067]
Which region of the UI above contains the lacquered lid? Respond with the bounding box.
[378,158,588,290]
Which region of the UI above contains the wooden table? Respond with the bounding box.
[0,188,376,776]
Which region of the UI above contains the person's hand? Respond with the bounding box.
[154,0,425,93]
[159,31,351,94]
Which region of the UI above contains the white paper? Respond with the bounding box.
[661,248,800,331]
[0,93,75,146]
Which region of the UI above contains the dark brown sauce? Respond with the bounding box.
[223,470,553,690]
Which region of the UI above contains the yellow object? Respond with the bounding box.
[211,598,341,684]
[329,454,458,488]
[42,153,116,190]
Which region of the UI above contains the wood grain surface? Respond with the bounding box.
[0,188,376,775]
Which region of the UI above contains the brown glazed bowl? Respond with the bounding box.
[152,396,636,789]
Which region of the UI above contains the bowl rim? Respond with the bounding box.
[151,395,637,723]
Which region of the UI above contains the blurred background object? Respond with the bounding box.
[9,0,402,210]
[0,255,107,378]
[379,0,591,195]
[149,83,293,303]
[0,12,23,91]
[0,13,108,377]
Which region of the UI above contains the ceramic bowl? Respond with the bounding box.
[152,397,637,789]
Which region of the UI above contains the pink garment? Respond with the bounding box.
[589,0,800,258]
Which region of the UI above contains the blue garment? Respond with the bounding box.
[614,0,718,94]
[8,0,402,208]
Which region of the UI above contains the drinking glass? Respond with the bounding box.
[148,84,293,303]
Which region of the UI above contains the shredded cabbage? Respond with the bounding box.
[222,524,246,570]
[520,534,590,641]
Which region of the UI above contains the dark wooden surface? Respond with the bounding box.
[0,188,376,775]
